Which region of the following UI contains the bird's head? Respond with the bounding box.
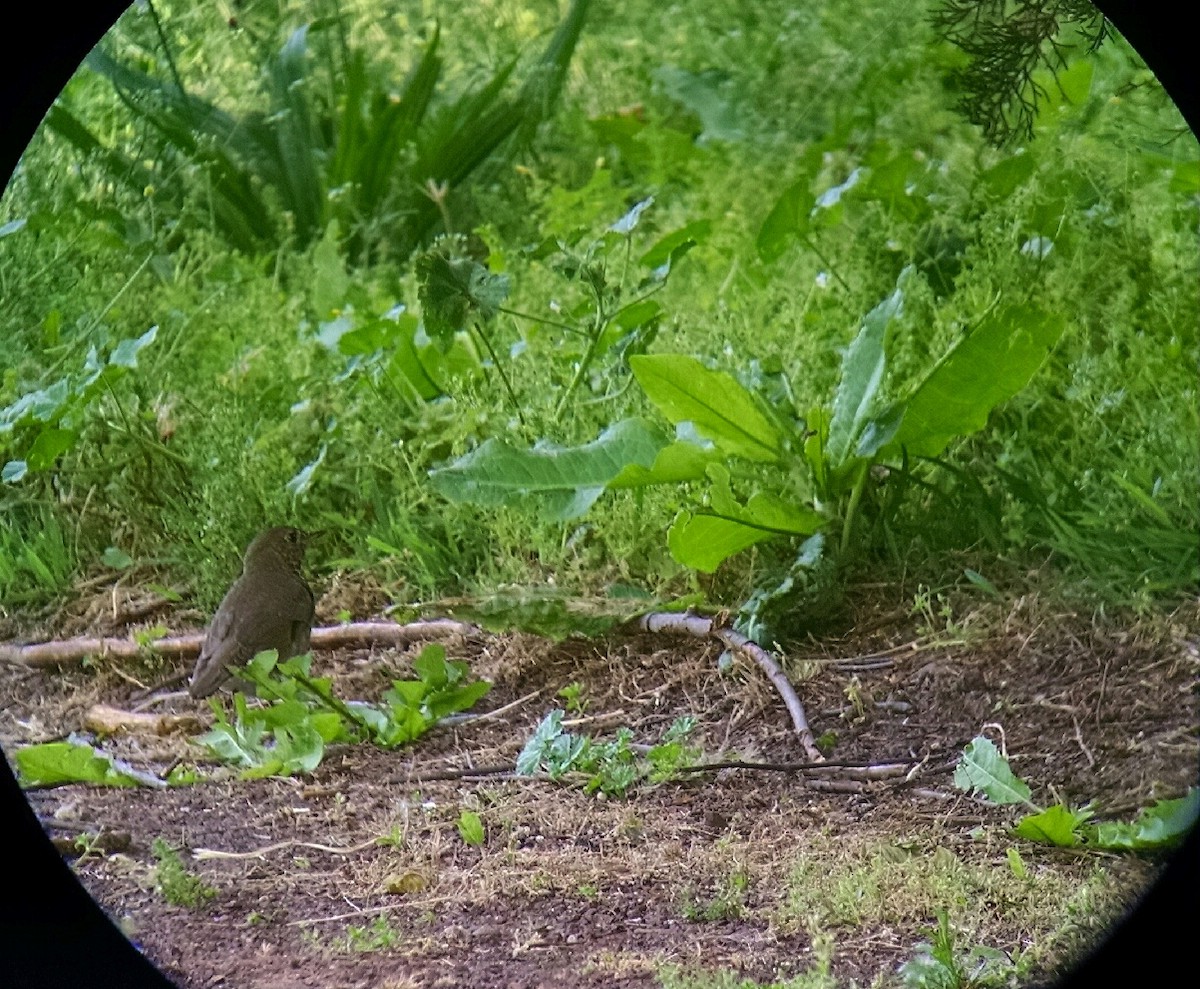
[244,526,312,570]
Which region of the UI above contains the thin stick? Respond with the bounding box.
[438,690,543,727]
[192,837,382,861]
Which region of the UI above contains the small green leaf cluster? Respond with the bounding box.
[954,736,1198,851]
[343,915,400,953]
[899,908,1012,989]
[457,810,486,847]
[150,837,217,909]
[516,710,700,798]
[678,865,750,923]
[194,644,490,777]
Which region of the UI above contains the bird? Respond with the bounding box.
[188,526,315,699]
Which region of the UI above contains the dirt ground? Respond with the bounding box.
[2,586,1197,989]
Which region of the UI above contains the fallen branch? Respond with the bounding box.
[390,757,916,786]
[83,703,203,737]
[637,610,824,761]
[0,618,479,670]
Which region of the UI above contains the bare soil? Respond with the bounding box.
[3,587,1197,989]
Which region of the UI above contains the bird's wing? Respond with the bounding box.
[189,583,260,697]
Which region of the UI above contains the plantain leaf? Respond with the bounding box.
[429,418,668,520]
[888,305,1066,459]
[630,354,781,463]
[953,736,1034,807]
[825,270,908,469]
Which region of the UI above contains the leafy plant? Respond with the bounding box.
[0,507,75,605]
[558,681,588,714]
[899,909,1012,989]
[343,915,399,952]
[14,738,154,789]
[47,0,592,263]
[679,863,750,922]
[416,196,704,425]
[516,710,700,797]
[1,323,164,484]
[150,837,217,908]
[194,644,490,776]
[431,266,1066,634]
[457,810,485,847]
[954,735,1199,851]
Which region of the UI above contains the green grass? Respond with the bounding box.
[0,0,1196,617]
[778,833,1131,980]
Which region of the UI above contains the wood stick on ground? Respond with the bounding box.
[0,619,479,670]
[637,611,824,761]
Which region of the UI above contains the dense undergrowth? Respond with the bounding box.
[0,0,1196,623]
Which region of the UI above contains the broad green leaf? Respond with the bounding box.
[311,221,349,317]
[1014,804,1088,846]
[416,245,510,346]
[826,271,907,469]
[757,178,815,262]
[668,512,772,573]
[102,546,134,570]
[412,644,450,687]
[337,310,414,356]
[653,66,744,143]
[15,740,143,788]
[889,305,1066,458]
[953,736,1034,807]
[612,299,664,332]
[1042,58,1094,113]
[630,354,781,463]
[608,439,716,488]
[855,403,904,459]
[426,679,491,720]
[308,712,346,743]
[640,219,711,268]
[276,724,326,774]
[667,473,823,573]
[708,466,823,534]
[0,378,70,432]
[429,418,668,520]
[1088,790,1198,851]
[109,325,159,368]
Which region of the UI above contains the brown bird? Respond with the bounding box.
[189,526,315,699]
